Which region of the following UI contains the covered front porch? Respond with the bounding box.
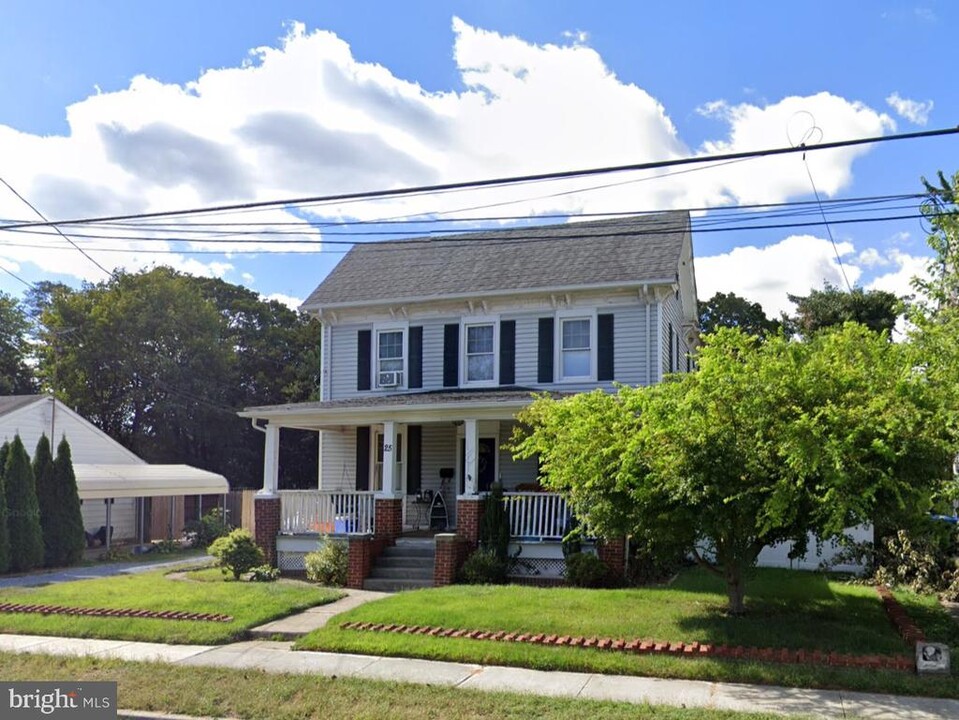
[241,390,623,585]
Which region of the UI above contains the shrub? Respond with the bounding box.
[150,538,181,554]
[0,441,10,573]
[304,538,347,586]
[208,529,264,580]
[4,435,44,572]
[459,548,508,585]
[185,508,231,549]
[249,564,280,582]
[98,547,133,563]
[49,437,86,567]
[564,551,609,588]
[479,484,510,563]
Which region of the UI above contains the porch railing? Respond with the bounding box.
[504,492,570,541]
[279,491,375,535]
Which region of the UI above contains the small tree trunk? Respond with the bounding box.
[725,571,746,614]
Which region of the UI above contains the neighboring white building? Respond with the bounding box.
[0,395,228,544]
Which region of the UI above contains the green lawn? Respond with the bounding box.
[296,567,959,698]
[0,652,793,720]
[0,568,342,644]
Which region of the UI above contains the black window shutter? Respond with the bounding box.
[668,322,674,373]
[443,323,459,387]
[408,326,423,389]
[537,317,554,383]
[499,320,516,386]
[406,425,422,495]
[598,313,615,381]
[357,330,371,391]
[355,426,370,490]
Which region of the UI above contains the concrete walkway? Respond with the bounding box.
[0,555,213,589]
[249,589,388,639]
[0,633,956,719]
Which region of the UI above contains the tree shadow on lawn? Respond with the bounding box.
[666,569,905,654]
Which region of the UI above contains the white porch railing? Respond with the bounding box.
[279,491,375,535]
[504,492,570,541]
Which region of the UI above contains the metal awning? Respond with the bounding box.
[74,464,228,499]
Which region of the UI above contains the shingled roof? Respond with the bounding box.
[302,211,690,310]
[0,395,43,418]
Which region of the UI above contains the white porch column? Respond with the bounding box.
[462,418,479,496]
[378,420,402,498]
[259,423,280,497]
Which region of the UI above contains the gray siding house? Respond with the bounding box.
[242,213,698,578]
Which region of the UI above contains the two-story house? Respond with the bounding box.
[241,211,698,585]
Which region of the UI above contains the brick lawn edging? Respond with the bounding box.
[876,585,926,644]
[0,602,232,623]
[338,621,914,671]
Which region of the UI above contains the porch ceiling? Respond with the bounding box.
[239,387,571,428]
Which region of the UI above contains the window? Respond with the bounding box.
[373,431,403,492]
[376,328,405,388]
[561,318,591,378]
[465,323,495,383]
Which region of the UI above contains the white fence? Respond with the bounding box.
[504,492,570,541]
[279,491,375,535]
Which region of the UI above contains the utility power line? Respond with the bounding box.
[1,125,956,231]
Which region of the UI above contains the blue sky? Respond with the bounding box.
[0,1,955,315]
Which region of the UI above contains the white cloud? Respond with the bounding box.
[263,292,303,310]
[885,92,933,126]
[0,19,899,288]
[241,272,255,283]
[866,249,929,300]
[858,248,889,268]
[696,235,861,317]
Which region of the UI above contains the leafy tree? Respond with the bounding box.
[4,435,45,572]
[511,326,956,613]
[0,442,10,573]
[39,437,86,567]
[0,292,35,394]
[698,292,780,337]
[36,268,321,488]
[786,283,900,337]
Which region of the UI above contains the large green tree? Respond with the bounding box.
[512,325,956,613]
[786,283,901,337]
[36,268,320,487]
[698,292,780,337]
[0,292,35,394]
[4,434,45,572]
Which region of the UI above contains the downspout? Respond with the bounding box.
[644,285,651,386]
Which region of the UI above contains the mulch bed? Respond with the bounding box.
[0,602,232,623]
[338,620,915,671]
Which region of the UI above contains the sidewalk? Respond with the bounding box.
[0,632,956,719]
[248,589,388,639]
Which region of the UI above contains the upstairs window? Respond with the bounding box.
[560,318,592,379]
[376,328,405,388]
[465,323,495,383]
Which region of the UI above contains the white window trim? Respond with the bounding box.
[372,321,409,391]
[460,316,500,387]
[555,309,598,383]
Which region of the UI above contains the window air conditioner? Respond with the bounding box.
[378,371,400,387]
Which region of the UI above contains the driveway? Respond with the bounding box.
[0,555,212,589]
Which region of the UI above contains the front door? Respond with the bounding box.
[459,437,497,493]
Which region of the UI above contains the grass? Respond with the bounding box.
[0,567,342,644]
[296,567,959,698]
[0,652,793,720]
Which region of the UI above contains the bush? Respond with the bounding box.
[249,564,280,582]
[304,538,347,586]
[150,538,181,554]
[564,551,609,588]
[480,484,511,563]
[208,529,264,580]
[185,508,231,549]
[459,548,508,585]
